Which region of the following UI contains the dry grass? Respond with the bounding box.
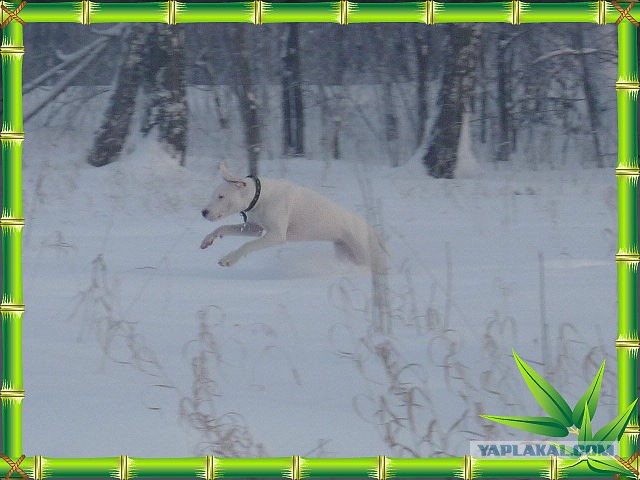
[68,253,164,376]
[330,252,616,457]
[179,306,267,456]
[66,249,615,458]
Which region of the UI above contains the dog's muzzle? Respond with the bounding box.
[201,209,209,218]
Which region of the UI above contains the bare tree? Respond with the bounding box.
[141,25,188,166]
[575,25,603,168]
[282,23,305,157]
[88,25,147,167]
[423,24,482,178]
[88,25,187,167]
[414,27,430,149]
[495,28,513,163]
[230,25,262,176]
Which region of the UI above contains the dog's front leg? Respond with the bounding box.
[219,232,285,267]
[200,223,263,249]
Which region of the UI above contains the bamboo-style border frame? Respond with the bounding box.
[0,1,637,478]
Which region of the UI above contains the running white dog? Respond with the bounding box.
[200,163,387,273]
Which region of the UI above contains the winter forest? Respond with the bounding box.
[16,6,625,461]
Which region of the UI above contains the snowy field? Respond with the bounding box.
[19,88,619,459]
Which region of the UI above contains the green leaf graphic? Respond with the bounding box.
[593,399,638,443]
[480,415,569,437]
[513,350,573,426]
[586,456,635,477]
[572,360,605,427]
[578,404,592,442]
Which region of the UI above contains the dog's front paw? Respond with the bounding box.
[200,233,217,249]
[218,251,241,267]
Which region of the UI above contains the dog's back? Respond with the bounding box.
[272,181,388,273]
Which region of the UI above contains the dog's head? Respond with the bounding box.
[201,162,252,221]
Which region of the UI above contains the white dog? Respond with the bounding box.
[200,163,387,273]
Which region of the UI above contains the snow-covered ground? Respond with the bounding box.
[19,88,619,459]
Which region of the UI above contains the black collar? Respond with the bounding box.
[241,175,261,222]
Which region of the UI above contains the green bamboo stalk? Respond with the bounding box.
[14,2,82,23]
[520,2,600,24]
[177,2,254,23]
[433,2,511,23]
[10,1,624,25]
[347,2,425,24]
[299,457,378,477]
[214,457,291,477]
[91,2,168,23]
[261,3,339,24]
[387,457,466,477]
[0,17,24,461]
[616,18,640,461]
[130,458,208,478]
[39,458,122,478]
[4,456,624,479]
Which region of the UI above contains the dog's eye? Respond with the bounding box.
[218,195,224,200]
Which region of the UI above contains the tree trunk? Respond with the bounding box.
[478,29,487,145]
[89,25,187,168]
[383,82,399,167]
[414,27,429,149]
[575,26,602,168]
[141,25,188,166]
[88,26,147,167]
[230,25,261,176]
[282,23,304,157]
[422,24,481,178]
[496,29,511,162]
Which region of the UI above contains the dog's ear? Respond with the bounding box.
[218,162,247,187]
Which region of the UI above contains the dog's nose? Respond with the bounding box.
[201,209,209,218]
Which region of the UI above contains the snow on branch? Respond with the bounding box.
[24,39,109,123]
[24,25,123,94]
[532,47,600,64]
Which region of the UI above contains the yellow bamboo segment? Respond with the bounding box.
[598,0,607,24]
[550,455,558,480]
[0,218,24,227]
[617,167,640,176]
[33,456,42,480]
[290,456,300,480]
[424,0,433,24]
[617,338,640,348]
[625,425,640,434]
[616,80,640,90]
[0,389,24,398]
[167,0,176,24]
[252,0,262,24]
[205,456,214,480]
[0,45,23,55]
[617,253,640,262]
[340,0,348,24]
[119,456,129,480]
[0,131,24,140]
[81,0,90,24]
[511,0,520,25]
[0,303,24,312]
[0,130,23,139]
[463,456,472,480]
[377,456,386,480]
